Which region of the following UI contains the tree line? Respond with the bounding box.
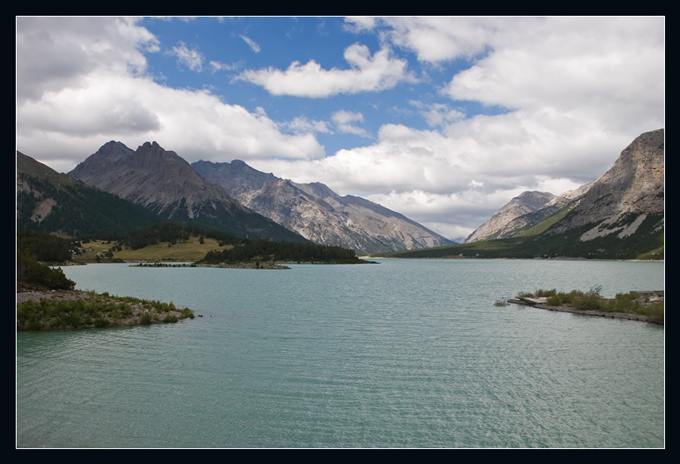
[119,222,247,250]
[17,229,76,290]
[200,239,363,264]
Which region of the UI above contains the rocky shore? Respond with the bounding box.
[529,303,650,322]
[507,296,659,324]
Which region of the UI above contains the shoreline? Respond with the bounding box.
[507,299,657,324]
[16,287,196,330]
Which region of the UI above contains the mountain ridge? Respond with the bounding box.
[191,159,454,254]
[69,141,308,242]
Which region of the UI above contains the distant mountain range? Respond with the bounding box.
[18,140,452,253]
[379,128,664,260]
[17,128,663,260]
[192,159,453,254]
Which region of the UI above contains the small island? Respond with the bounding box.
[498,287,664,325]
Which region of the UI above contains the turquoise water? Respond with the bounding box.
[16,259,664,448]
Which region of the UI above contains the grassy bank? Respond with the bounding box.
[17,289,195,331]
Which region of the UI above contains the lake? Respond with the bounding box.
[16,259,665,448]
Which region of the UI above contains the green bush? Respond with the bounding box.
[535,288,557,297]
[572,286,604,311]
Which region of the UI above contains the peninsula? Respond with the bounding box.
[503,288,664,325]
[16,285,195,331]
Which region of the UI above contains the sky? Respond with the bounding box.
[16,16,665,241]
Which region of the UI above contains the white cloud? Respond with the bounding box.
[332,110,370,138]
[240,35,261,53]
[441,18,664,134]
[236,43,416,97]
[365,16,504,62]
[410,101,465,127]
[17,71,325,167]
[210,60,241,72]
[16,16,158,104]
[343,17,377,33]
[170,41,204,71]
[285,117,333,135]
[16,17,325,173]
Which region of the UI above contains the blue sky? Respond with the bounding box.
[16,16,665,240]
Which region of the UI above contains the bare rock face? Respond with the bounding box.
[192,160,454,254]
[465,128,664,245]
[465,191,556,243]
[547,128,664,240]
[69,142,307,242]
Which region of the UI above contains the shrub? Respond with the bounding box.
[535,288,557,297]
[572,286,604,311]
[637,301,664,325]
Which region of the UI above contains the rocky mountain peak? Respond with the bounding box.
[69,141,307,242]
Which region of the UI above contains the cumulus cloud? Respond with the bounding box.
[16,17,158,104]
[16,17,325,173]
[347,16,502,62]
[17,71,325,170]
[236,43,416,97]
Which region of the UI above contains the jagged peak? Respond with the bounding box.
[94,140,134,156]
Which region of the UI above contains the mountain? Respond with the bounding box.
[192,159,455,254]
[17,151,164,238]
[544,128,664,239]
[465,183,595,244]
[69,141,308,242]
[376,128,664,260]
[465,191,557,243]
